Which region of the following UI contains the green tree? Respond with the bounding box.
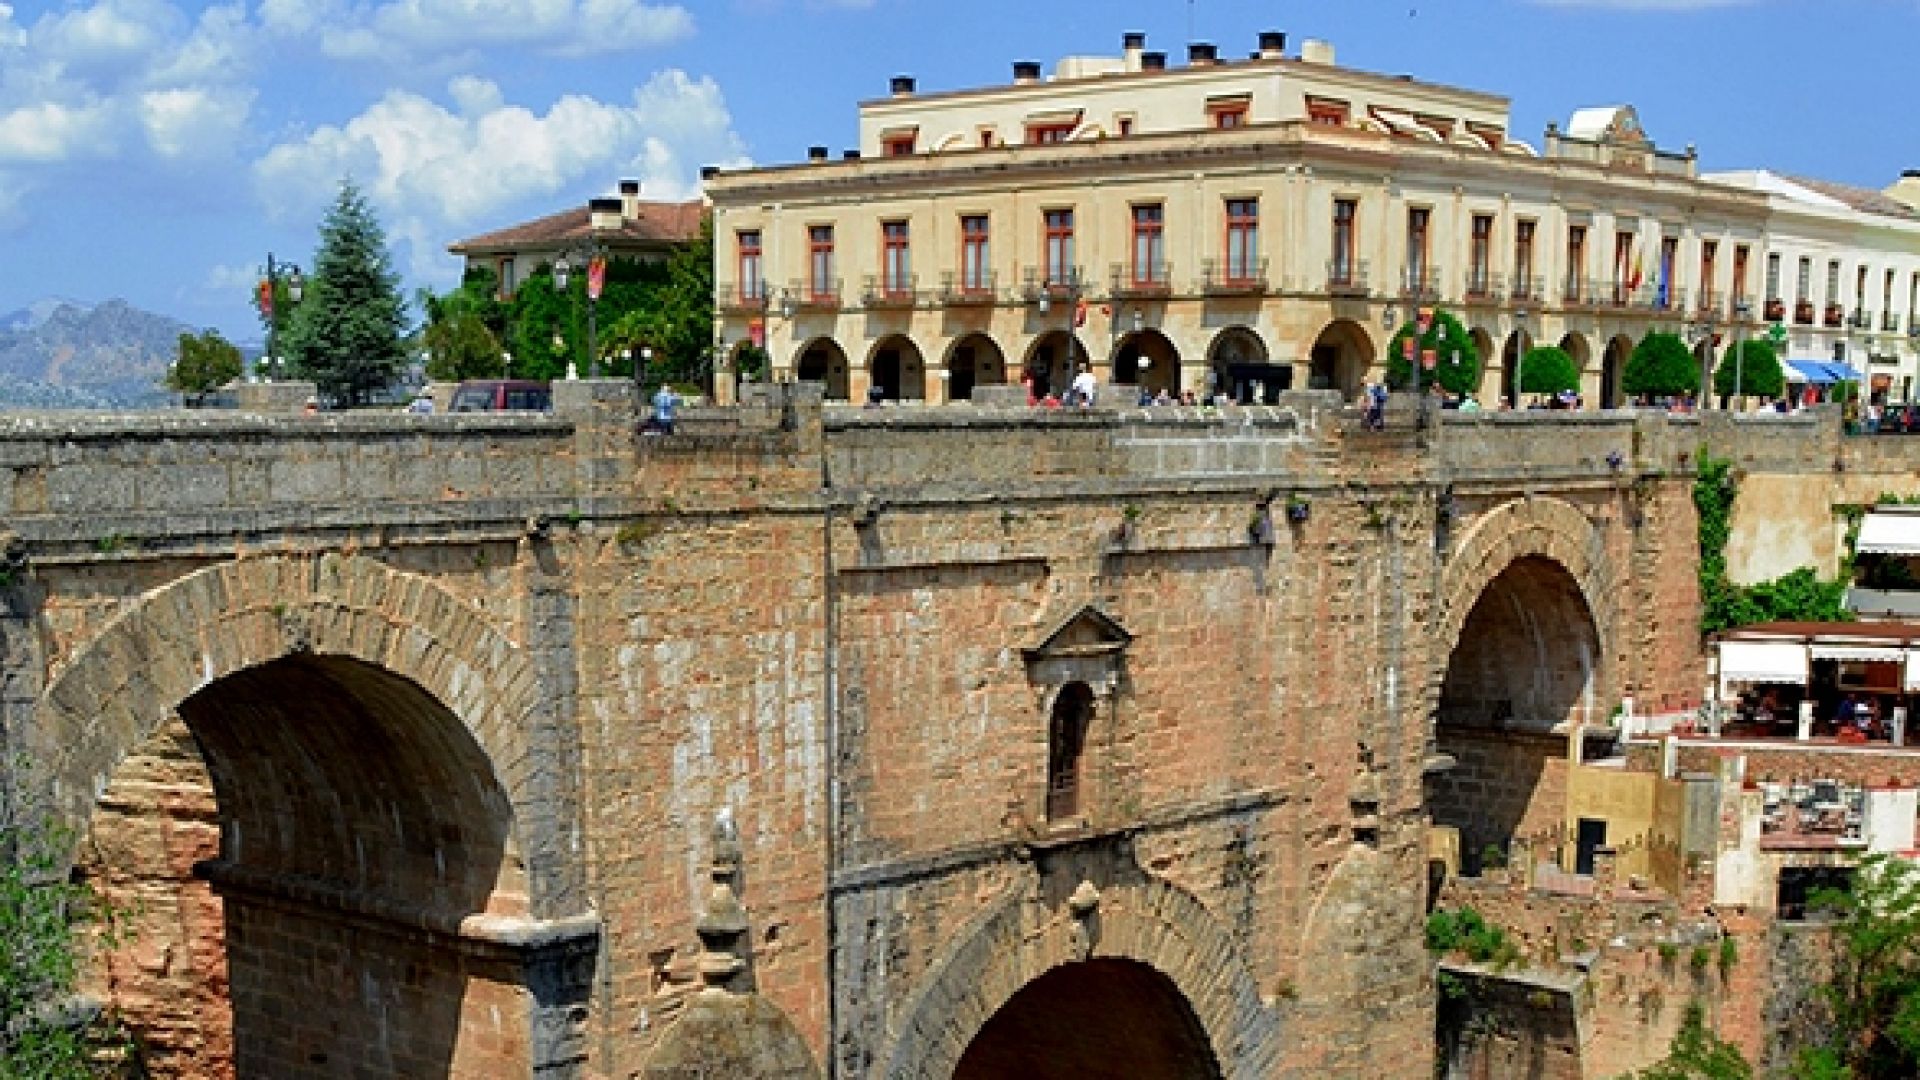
[1627,999,1753,1079]
[1714,340,1785,402]
[606,215,715,390]
[1622,331,1699,401]
[419,273,506,382]
[1,789,126,1075]
[1384,308,1482,396]
[1518,345,1581,397]
[165,329,243,403]
[1793,854,1920,1079]
[281,179,410,406]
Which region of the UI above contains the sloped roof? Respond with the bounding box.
[1781,174,1920,222]
[448,199,705,255]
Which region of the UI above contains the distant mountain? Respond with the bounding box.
[0,299,196,409]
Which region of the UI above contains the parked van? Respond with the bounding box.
[449,380,552,413]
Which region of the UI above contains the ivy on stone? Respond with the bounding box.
[1694,448,1850,635]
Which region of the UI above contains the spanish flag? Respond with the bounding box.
[1627,243,1644,293]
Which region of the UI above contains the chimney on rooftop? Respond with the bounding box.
[618,178,641,219]
[1141,50,1167,71]
[1122,31,1146,72]
[808,145,829,163]
[699,165,720,181]
[1300,38,1334,65]
[1188,42,1217,66]
[890,75,915,97]
[1012,60,1041,84]
[1258,31,1286,59]
[843,149,861,160]
[1887,169,1920,212]
[588,196,623,231]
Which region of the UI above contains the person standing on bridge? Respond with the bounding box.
[651,383,680,435]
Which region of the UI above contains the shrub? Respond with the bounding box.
[1385,309,1482,395]
[1714,339,1785,401]
[1517,345,1581,397]
[1622,331,1698,400]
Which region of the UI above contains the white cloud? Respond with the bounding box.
[139,85,253,159]
[0,4,25,48]
[32,0,180,69]
[0,100,114,164]
[315,0,694,63]
[253,71,747,281]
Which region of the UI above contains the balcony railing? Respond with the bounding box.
[1794,300,1815,325]
[1911,314,1920,338]
[1649,286,1687,313]
[1697,291,1724,317]
[1562,277,1587,307]
[1399,265,1441,301]
[861,274,919,308]
[1463,269,1499,302]
[1109,260,1173,299]
[790,278,842,311]
[938,271,998,305]
[1825,303,1846,329]
[1764,297,1786,322]
[1326,258,1370,297]
[1884,311,1901,333]
[1509,274,1544,304]
[1849,307,1873,330]
[1021,267,1084,302]
[1200,258,1267,296]
[715,283,768,313]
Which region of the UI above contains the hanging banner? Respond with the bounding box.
[749,318,765,348]
[257,278,274,317]
[1422,348,1438,371]
[586,256,607,301]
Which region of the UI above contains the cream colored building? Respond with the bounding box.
[707,31,1776,407]
[1703,170,1920,404]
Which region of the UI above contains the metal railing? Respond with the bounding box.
[789,278,842,310]
[1849,307,1873,330]
[1326,258,1370,296]
[1508,274,1544,303]
[1883,310,1901,333]
[938,270,998,305]
[1109,260,1173,298]
[1200,257,1268,295]
[1021,267,1084,301]
[861,274,919,308]
[1399,265,1441,300]
[715,283,768,312]
[1463,269,1499,302]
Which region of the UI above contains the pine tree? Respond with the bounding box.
[282,180,410,406]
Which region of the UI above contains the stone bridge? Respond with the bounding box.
[0,384,1897,1078]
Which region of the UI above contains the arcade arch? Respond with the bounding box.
[869,335,926,402]
[1024,331,1084,400]
[1600,334,1633,408]
[1109,329,1181,398]
[1308,318,1375,400]
[1208,326,1288,404]
[1559,332,1592,404]
[945,333,1006,403]
[796,337,851,401]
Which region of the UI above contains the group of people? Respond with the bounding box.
[1023,363,1103,408]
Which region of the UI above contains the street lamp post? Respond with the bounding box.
[1732,300,1752,406]
[553,246,608,379]
[1513,309,1528,407]
[1688,310,1718,409]
[257,255,304,383]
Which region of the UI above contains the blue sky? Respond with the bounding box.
[0,0,1908,342]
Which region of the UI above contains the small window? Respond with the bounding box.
[978,127,996,148]
[497,258,516,300]
[1116,115,1135,137]
[883,135,915,157]
[1306,97,1349,126]
[1026,123,1075,145]
[1213,105,1248,129]
[1046,683,1094,821]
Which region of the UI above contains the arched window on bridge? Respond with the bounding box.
[1047,682,1095,821]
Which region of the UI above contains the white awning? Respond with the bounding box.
[1857,512,1920,556]
[1809,644,1905,663]
[1718,640,1809,684]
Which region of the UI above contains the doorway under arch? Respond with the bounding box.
[1110,329,1181,398]
[1600,334,1633,407]
[1429,554,1605,876]
[1024,331,1083,400]
[954,959,1224,1080]
[869,335,926,402]
[1559,332,1592,404]
[946,333,1006,403]
[1208,326,1287,404]
[796,337,851,401]
[1307,319,1375,400]
[1469,328,1497,396]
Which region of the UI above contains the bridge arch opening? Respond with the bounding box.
[1430,554,1605,877]
[953,959,1223,1080]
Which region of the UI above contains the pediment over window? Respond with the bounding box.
[1021,604,1133,663]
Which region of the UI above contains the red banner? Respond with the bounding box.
[1422,348,1438,371]
[586,256,607,301]
[257,278,274,317]
[749,318,765,348]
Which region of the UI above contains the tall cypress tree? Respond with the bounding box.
[283,179,409,406]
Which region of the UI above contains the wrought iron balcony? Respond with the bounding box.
[789,278,842,311]
[1200,257,1267,296]
[1561,276,1587,307]
[938,271,998,306]
[1399,265,1441,301]
[1326,258,1370,297]
[1463,269,1499,303]
[1697,291,1724,317]
[1884,310,1901,333]
[1109,260,1173,299]
[861,274,919,309]
[1021,267,1084,303]
[715,283,769,314]
[1849,307,1873,330]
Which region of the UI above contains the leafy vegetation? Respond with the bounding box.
[1426,906,1521,969]
[1518,345,1581,397]
[1694,449,1850,635]
[165,329,242,403]
[1791,854,1920,1079]
[281,179,411,406]
[1,786,129,1075]
[1384,308,1482,396]
[1714,339,1785,402]
[1624,999,1753,1079]
[1623,331,1699,401]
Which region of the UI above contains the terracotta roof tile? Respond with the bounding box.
[449,199,705,254]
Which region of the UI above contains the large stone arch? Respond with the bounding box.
[29,553,594,1077]
[1428,497,1621,874]
[882,875,1279,1079]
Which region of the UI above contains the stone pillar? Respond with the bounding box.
[847,367,871,406]
[924,363,948,404]
[1183,362,1210,402]
[1894,706,1908,747]
[1797,700,1815,742]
